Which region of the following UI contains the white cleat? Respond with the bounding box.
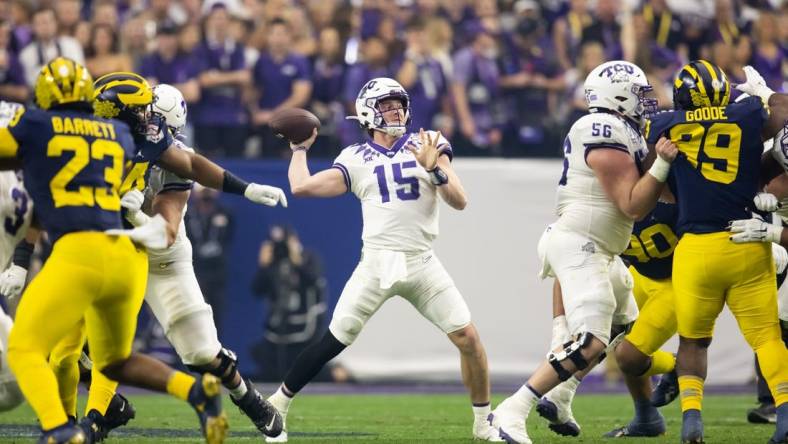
[265,395,289,443]
[536,380,581,436]
[473,418,505,442]
[488,399,532,444]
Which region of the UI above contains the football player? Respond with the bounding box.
[262,77,500,442]
[648,61,788,444]
[117,83,282,438]
[488,60,678,444]
[0,57,227,444]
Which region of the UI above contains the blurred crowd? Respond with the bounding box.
[0,0,786,158]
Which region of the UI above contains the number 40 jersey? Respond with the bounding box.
[646,96,768,236]
[332,131,452,253]
[555,111,649,255]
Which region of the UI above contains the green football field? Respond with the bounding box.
[0,392,775,443]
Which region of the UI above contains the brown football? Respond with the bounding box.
[270,108,321,144]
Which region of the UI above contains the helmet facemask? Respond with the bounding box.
[632,83,658,123]
[368,93,410,138]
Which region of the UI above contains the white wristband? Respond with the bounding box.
[754,86,775,107]
[648,156,671,182]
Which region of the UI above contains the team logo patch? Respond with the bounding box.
[581,242,595,254]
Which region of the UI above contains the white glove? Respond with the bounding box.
[729,218,783,243]
[120,189,150,227]
[106,214,168,249]
[734,66,774,104]
[0,264,27,300]
[244,183,288,208]
[773,243,788,274]
[754,192,781,212]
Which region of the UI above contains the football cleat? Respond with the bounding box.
[38,423,86,444]
[79,409,111,442]
[747,403,777,424]
[188,374,229,444]
[769,404,788,444]
[535,384,581,437]
[231,379,283,438]
[265,393,290,443]
[681,409,704,444]
[651,368,679,407]
[103,393,136,431]
[487,399,532,444]
[603,414,666,438]
[473,417,504,442]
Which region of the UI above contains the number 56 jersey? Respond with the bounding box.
[0,103,136,243]
[556,112,648,255]
[645,96,768,236]
[332,131,452,253]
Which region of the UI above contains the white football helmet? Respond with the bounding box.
[348,77,411,137]
[584,61,657,123]
[152,84,187,133]
[770,122,788,171]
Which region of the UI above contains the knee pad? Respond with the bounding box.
[186,348,238,385]
[547,332,594,381]
[330,315,364,346]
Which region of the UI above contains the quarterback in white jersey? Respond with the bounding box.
[118,84,283,438]
[265,77,499,443]
[489,61,679,444]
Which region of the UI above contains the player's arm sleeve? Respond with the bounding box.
[331,149,354,194]
[0,103,27,158]
[579,118,632,165]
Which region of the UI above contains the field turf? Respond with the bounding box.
[0,392,774,443]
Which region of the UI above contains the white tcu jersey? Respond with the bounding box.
[0,172,32,268]
[332,131,451,252]
[555,112,648,255]
[145,140,194,265]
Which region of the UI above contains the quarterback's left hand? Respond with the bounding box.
[408,128,449,171]
[244,183,288,208]
[773,243,788,274]
[729,217,783,243]
[754,192,781,212]
[0,264,27,300]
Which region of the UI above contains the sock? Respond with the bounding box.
[633,398,660,423]
[50,356,80,418]
[270,385,294,413]
[755,339,788,406]
[551,315,571,351]
[472,402,491,422]
[229,378,249,400]
[678,375,704,412]
[643,351,675,377]
[509,383,540,415]
[9,348,69,430]
[166,371,196,402]
[283,331,346,394]
[85,367,118,415]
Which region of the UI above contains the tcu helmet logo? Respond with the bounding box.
[598,63,636,79]
[358,80,378,99]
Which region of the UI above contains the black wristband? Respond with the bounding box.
[222,170,249,195]
[12,239,34,270]
[427,166,449,186]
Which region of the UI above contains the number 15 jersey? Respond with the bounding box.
[646,96,768,236]
[332,131,452,253]
[0,103,136,243]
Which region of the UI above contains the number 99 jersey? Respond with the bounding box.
[645,96,769,236]
[332,131,452,252]
[0,103,136,243]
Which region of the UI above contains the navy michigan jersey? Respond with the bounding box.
[0,103,136,242]
[620,201,678,280]
[119,113,173,195]
[646,96,769,236]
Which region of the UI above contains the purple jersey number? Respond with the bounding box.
[373,161,421,203]
[4,188,28,235]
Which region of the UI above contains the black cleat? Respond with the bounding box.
[38,423,86,444]
[681,409,705,444]
[651,368,679,407]
[103,393,136,431]
[231,379,283,438]
[79,409,111,442]
[535,397,580,437]
[603,415,666,437]
[748,403,777,424]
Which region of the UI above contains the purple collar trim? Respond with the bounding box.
[366,134,409,157]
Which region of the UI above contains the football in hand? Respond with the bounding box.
[270,108,321,144]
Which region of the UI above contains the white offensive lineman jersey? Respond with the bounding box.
[332,131,452,252]
[0,172,32,268]
[555,111,648,255]
[144,139,194,265]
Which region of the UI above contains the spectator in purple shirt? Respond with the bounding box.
[0,20,28,103]
[138,21,200,105]
[310,26,346,157]
[450,24,505,156]
[251,18,313,158]
[395,17,449,134]
[193,3,251,157]
[750,11,785,92]
[581,0,623,61]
